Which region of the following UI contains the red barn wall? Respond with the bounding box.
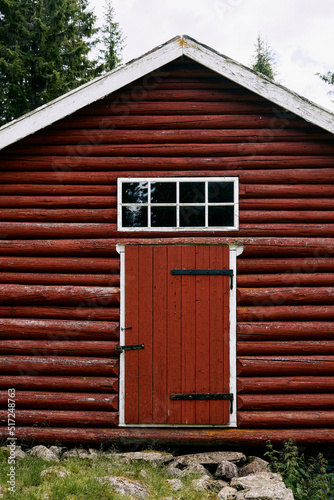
[1,57,334,444]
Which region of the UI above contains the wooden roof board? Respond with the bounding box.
[0,34,333,151]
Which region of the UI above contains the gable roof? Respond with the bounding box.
[0,34,333,151]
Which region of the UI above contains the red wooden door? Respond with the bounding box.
[124,245,231,425]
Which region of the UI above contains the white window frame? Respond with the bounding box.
[117,177,239,232]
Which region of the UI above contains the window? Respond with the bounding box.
[117,177,239,231]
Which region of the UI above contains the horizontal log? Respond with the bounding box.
[0,356,118,375]
[0,340,119,356]
[238,341,334,356]
[0,318,119,340]
[238,274,334,288]
[0,410,118,427]
[0,257,119,273]
[0,208,116,222]
[237,376,334,394]
[2,427,334,445]
[240,211,334,223]
[237,287,334,306]
[0,391,118,410]
[0,239,118,256]
[0,375,118,392]
[238,305,334,321]
[240,199,334,210]
[0,184,116,196]
[238,394,334,411]
[0,196,116,208]
[0,273,120,286]
[237,356,334,376]
[241,184,334,199]
[0,306,119,320]
[237,225,334,238]
[0,284,119,306]
[237,322,334,340]
[238,258,334,274]
[238,411,334,428]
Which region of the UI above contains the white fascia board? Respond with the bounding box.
[183,36,334,134]
[0,37,183,150]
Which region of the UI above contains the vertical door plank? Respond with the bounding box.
[180,246,196,425]
[124,246,139,424]
[152,246,168,423]
[195,245,211,425]
[138,246,153,423]
[167,245,182,424]
[222,245,230,424]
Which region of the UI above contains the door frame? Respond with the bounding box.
[116,243,243,427]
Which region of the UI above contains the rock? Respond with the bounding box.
[167,478,183,491]
[97,476,149,499]
[215,460,239,480]
[166,460,209,477]
[49,446,63,459]
[30,446,59,462]
[62,448,92,459]
[14,446,26,459]
[231,472,294,500]
[208,479,230,492]
[238,457,269,477]
[41,466,71,478]
[114,451,174,465]
[175,451,246,469]
[218,486,238,499]
[139,469,148,478]
[191,475,211,490]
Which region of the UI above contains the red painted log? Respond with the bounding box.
[238,258,334,274]
[0,340,119,356]
[0,356,118,375]
[237,356,334,376]
[0,375,118,392]
[0,196,116,208]
[1,427,334,445]
[0,410,118,427]
[0,239,118,256]
[0,257,119,273]
[237,322,334,340]
[238,341,334,356]
[241,184,334,198]
[0,185,116,196]
[240,211,334,223]
[237,376,334,394]
[238,274,334,288]
[0,284,119,306]
[237,225,334,238]
[0,273,120,287]
[0,391,118,410]
[0,306,119,320]
[238,306,334,322]
[238,287,334,306]
[238,394,334,410]
[0,318,119,340]
[241,199,334,210]
[237,411,334,428]
[0,208,116,222]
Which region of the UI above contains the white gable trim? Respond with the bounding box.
[0,34,333,150]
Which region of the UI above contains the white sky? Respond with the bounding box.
[91,0,334,111]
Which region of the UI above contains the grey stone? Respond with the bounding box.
[97,476,149,499]
[115,450,174,465]
[14,446,26,459]
[218,486,238,499]
[40,466,71,478]
[167,478,183,491]
[238,457,269,477]
[62,448,92,459]
[166,460,209,477]
[215,460,239,480]
[175,451,246,468]
[191,475,211,491]
[208,479,230,492]
[231,472,294,500]
[48,446,63,458]
[30,446,59,462]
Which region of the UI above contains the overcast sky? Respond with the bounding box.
[91,0,334,110]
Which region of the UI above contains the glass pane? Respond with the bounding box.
[208,182,234,203]
[208,206,235,227]
[180,182,205,203]
[180,206,205,227]
[122,206,148,227]
[122,182,148,203]
[151,207,176,227]
[151,182,176,203]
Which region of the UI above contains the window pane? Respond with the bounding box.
[122,182,148,203]
[151,182,176,203]
[151,207,176,227]
[180,182,205,203]
[122,206,148,227]
[208,182,234,203]
[180,206,205,227]
[209,206,235,227]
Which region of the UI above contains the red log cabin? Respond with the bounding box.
[0,35,334,446]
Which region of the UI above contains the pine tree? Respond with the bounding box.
[317,71,334,99]
[0,0,104,125]
[251,35,276,80]
[99,0,124,72]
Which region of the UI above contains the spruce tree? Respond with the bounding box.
[317,71,334,100]
[99,0,124,72]
[251,35,276,80]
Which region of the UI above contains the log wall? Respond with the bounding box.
[0,57,334,443]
